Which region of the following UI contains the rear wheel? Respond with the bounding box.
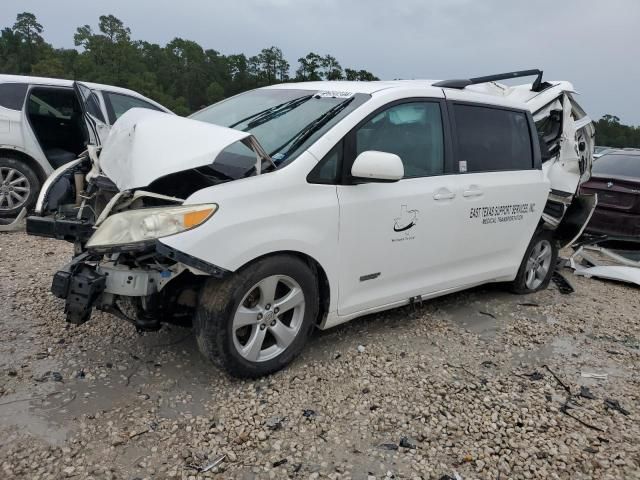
[194,255,318,378]
[510,229,558,294]
[0,156,40,218]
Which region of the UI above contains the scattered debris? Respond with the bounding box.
[478,311,496,319]
[584,446,599,454]
[76,369,85,379]
[518,302,540,307]
[196,453,227,473]
[34,371,63,383]
[7,369,17,377]
[265,416,284,430]
[481,360,496,368]
[521,371,544,381]
[543,365,571,395]
[579,386,596,400]
[604,398,630,416]
[399,436,417,449]
[379,443,399,451]
[552,270,575,294]
[581,372,608,380]
[357,345,366,353]
[302,409,316,419]
[272,459,288,467]
[334,353,341,360]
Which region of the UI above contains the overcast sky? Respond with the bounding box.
[5,0,640,124]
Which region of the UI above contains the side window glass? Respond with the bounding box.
[355,102,444,178]
[86,93,106,123]
[104,92,161,123]
[27,89,77,120]
[453,104,533,172]
[0,83,28,110]
[308,141,342,184]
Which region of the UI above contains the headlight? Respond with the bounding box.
[86,204,217,249]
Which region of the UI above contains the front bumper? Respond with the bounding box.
[50,243,230,326]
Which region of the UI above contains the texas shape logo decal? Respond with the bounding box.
[393,205,419,234]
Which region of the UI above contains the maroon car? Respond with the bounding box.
[581,151,640,239]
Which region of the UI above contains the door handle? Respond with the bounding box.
[463,188,484,198]
[433,190,456,201]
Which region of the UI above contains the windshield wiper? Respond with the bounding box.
[270,97,354,161]
[228,95,313,130]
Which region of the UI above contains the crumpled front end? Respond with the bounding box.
[50,240,227,329]
[27,109,272,328]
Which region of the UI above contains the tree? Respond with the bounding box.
[0,12,383,115]
[296,52,323,81]
[12,12,45,72]
[321,55,343,80]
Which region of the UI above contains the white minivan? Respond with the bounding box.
[28,69,595,377]
[0,74,172,217]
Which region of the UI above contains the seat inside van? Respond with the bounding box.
[27,87,87,168]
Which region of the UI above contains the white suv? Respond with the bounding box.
[28,69,595,377]
[0,74,172,217]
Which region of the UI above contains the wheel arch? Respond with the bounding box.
[236,250,331,326]
[0,147,48,184]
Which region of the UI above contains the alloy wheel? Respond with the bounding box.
[524,239,553,290]
[0,167,31,212]
[232,274,306,362]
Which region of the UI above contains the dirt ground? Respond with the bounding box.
[0,232,639,480]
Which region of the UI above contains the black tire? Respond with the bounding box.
[194,255,319,378]
[509,229,558,294]
[0,156,41,218]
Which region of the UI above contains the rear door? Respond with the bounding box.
[73,82,110,145]
[445,98,550,282]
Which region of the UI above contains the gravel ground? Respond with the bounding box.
[0,232,639,480]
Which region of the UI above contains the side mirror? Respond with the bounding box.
[351,150,404,183]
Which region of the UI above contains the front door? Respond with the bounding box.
[337,99,461,316]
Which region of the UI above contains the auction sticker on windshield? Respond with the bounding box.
[314,91,354,98]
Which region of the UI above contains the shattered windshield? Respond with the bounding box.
[190,89,369,170]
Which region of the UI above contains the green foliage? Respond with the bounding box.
[594,115,640,148]
[0,12,380,115]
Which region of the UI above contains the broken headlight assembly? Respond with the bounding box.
[86,204,218,250]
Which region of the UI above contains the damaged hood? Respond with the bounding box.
[99,108,252,191]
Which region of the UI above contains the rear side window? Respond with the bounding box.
[103,92,162,124]
[453,104,533,172]
[592,154,640,178]
[0,83,28,110]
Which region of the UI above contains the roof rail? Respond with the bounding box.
[433,69,547,92]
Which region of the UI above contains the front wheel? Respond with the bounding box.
[509,230,558,294]
[194,255,319,378]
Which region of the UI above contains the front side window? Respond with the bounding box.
[103,92,162,123]
[453,104,533,172]
[190,89,369,172]
[355,102,445,178]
